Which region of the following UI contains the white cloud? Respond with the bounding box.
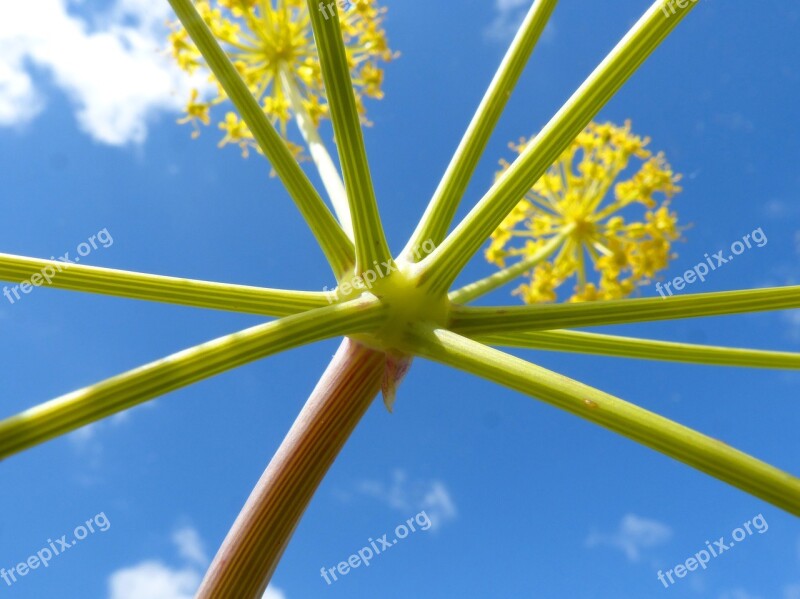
[0,0,205,145]
[0,57,42,126]
[107,525,287,599]
[263,588,287,599]
[356,469,457,531]
[108,561,200,599]
[585,514,672,562]
[172,526,208,567]
[484,0,556,44]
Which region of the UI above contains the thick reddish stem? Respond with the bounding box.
[197,337,385,598]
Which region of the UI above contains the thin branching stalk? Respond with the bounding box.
[475,329,800,369]
[0,298,385,459]
[409,326,800,515]
[0,252,327,317]
[307,1,391,272]
[402,0,559,261]
[449,231,567,304]
[197,338,385,598]
[167,0,355,278]
[420,0,698,294]
[450,286,800,335]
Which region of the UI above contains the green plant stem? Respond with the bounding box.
[197,337,385,599]
[449,232,567,304]
[167,0,354,279]
[450,286,800,335]
[306,1,391,272]
[420,0,698,294]
[476,329,800,369]
[0,297,385,460]
[0,252,327,317]
[401,0,559,261]
[408,326,800,515]
[281,68,353,240]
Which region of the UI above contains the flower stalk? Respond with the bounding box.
[167,0,355,279]
[0,252,327,317]
[197,338,385,598]
[420,0,698,294]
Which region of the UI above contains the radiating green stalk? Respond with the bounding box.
[0,297,386,460]
[409,327,800,515]
[449,232,567,304]
[306,1,391,272]
[420,0,697,293]
[476,329,800,369]
[0,252,327,317]
[167,0,354,278]
[281,68,353,239]
[401,0,559,261]
[450,286,800,335]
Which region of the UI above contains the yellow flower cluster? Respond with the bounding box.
[486,121,683,303]
[169,0,395,157]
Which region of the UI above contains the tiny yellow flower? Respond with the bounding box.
[177,89,211,138]
[487,121,684,303]
[169,0,395,156]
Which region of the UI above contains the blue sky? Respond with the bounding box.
[1,1,799,598]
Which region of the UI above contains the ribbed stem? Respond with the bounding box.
[0,252,327,317]
[420,0,698,294]
[306,0,392,272]
[197,338,385,598]
[450,286,800,335]
[402,0,559,261]
[475,329,800,369]
[167,0,355,278]
[409,327,800,516]
[0,298,384,460]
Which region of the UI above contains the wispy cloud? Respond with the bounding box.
[106,525,286,599]
[354,469,457,531]
[761,199,800,220]
[785,585,800,599]
[585,514,672,562]
[0,0,205,145]
[68,412,132,475]
[484,0,556,44]
[783,310,800,342]
[171,526,208,568]
[713,111,755,133]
